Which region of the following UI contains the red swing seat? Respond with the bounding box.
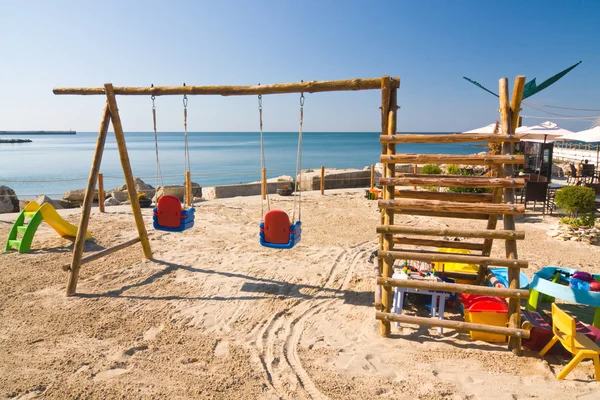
[263,210,291,244]
[154,195,183,228]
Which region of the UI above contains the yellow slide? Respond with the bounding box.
[24,202,92,239]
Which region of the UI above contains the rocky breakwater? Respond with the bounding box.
[0,138,32,143]
[547,225,599,245]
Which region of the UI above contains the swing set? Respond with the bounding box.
[53,77,399,296]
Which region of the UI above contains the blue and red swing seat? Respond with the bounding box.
[259,209,301,249]
[153,195,195,232]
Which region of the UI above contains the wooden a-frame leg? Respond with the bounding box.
[104,84,152,260]
[67,102,111,296]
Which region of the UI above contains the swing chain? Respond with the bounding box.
[300,93,305,107]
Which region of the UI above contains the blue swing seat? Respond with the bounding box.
[259,209,301,249]
[152,195,195,232]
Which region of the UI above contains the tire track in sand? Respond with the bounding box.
[255,242,371,399]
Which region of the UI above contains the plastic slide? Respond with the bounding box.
[5,202,92,253]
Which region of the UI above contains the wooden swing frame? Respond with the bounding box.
[53,77,399,296]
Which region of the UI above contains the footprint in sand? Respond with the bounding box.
[143,325,164,341]
[214,340,229,358]
[93,368,130,381]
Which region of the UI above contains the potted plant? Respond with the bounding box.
[277,184,293,196]
[138,193,152,208]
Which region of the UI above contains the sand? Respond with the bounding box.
[1,189,600,399]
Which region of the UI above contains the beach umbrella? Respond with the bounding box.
[560,125,600,167]
[463,123,501,134]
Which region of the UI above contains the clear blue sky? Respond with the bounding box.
[1,0,599,132]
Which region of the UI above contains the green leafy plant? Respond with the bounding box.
[421,164,442,175]
[559,213,596,227]
[447,168,491,194]
[445,164,461,175]
[555,186,595,217]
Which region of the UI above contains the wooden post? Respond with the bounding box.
[501,76,526,355]
[67,102,111,296]
[370,164,375,188]
[98,173,105,213]
[380,76,398,337]
[320,166,325,194]
[413,164,417,190]
[185,171,192,206]
[261,168,267,200]
[104,83,152,261]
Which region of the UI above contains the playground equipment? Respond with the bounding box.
[375,76,531,354]
[258,93,303,249]
[151,89,195,232]
[53,77,397,295]
[5,202,92,253]
[539,303,600,381]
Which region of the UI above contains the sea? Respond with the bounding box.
[0,132,482,197]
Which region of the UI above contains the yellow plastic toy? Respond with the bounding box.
[433,248,478,283]
[539,303,600,381]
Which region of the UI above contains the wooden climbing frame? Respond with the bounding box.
[375,76,530,355]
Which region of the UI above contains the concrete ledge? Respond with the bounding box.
[202,181,292,200]
[297,168,376,191]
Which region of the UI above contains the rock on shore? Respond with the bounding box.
[0,186,19,213]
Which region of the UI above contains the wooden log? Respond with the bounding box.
[66,102,111,296]
[370,164,375,188]
[377,225,525,240]
[380,133,522,144]
[393,236,485,251]
[377,277,529,299]
[504,76,527,355]
[381,176,524,189]
[379,198,524,215]
[63,237,141,271]
[261,168,266,200]
[413,165,417,190]
[378,249,528,268]
[389,209,490,220]
[185,171,192,206]
[54,77,400,96]
[104,83,152,261]
[320,165,325,194]
[395,190,494,203]
[380,154,524,165]
[98,173,105,213]
[376,312,530,339]
[380,80,397,338]
[381,76,391,156]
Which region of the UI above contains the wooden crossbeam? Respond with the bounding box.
[377,225,525,240]
[376,312,530,339]
[392,236,485,251]
[378,249,528,268]
[379,199,524,215]
[380,133,522,144]
[63,237,141,271]
[376,277,529,299]
[380,154,524,165]
[381,175,524,189]
[389,210,490,220]
[395,190,494,203]
[53,77,400,97]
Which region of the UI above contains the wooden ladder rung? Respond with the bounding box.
[392,236,485,251]
[375,312,530,339]
[378,249,528,268]
[379,199,524,215]
[380,133,522,144]
[388,209,490,220]
[381,175,525,189]
[381,154,524,165]
[377,225,525,240]
[395,190,494,203]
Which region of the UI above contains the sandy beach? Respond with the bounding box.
[0,189,599,399]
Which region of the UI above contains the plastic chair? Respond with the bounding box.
[539,303,600,381]
[520,181,548,214]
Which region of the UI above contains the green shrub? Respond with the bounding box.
[445,164,461,175]
[555,186,595,217]
[421,164,442,175]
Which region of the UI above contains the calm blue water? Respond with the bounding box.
[0,132,481,197]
